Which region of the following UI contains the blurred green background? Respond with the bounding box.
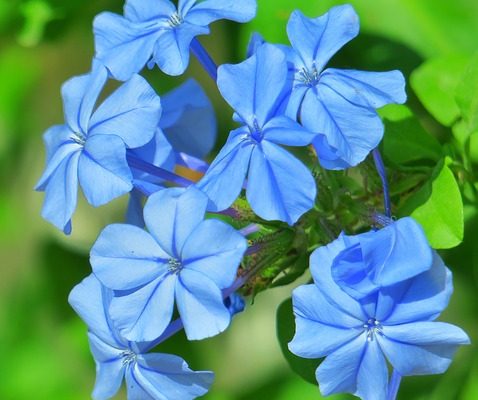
[0,0,477,399]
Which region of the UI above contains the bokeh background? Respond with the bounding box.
[1,0,477,399]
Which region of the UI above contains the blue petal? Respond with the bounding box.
[361,217,433,287]
[196,128,253,212]
[152,23,208,76]
[39,125,75,165]
[78,134,133,207]
[185,0,257,26]
[125,367,155,400]
[321,68,406,109]
[309,236,367,321]
[110,273,177,342]
[89,75,161,149]
[160,79,217,158]
[40,150,81,234]
[355,339,388,400]
[380,322,470,375]
[126,190,146,228]
[262,115,317,146]
[181,219,247,288]
[316,335,364,396]
[69,274,122,347]
[246,32,266,57]
[61,63,108,134]
[124,0,176,22]
[301,83,384,169]
[286,6,359,72]
[134,353,214,399]
[246,141,316,225]
[289,284,363,359]
[312,134,350,170]
[35,138,80,191]
[217,44,288,128]
[143,187,208,257]
[380,253,453,324]
[91,224,170,291]
[94,12,161,81]
[88,333,126,400]
[176,269,231,340]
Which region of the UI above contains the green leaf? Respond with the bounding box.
[381,105,443,165]
[411,56,470,126]
[399,158,464,249]
[456,53,478,134]
[276,298,319,385]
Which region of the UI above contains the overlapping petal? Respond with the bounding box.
[185,0,257,26]
[125,0,176,22]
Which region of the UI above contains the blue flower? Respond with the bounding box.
[94,0,257,79]
[91,186,247,342]
[69,274,214,400]
[35,62,161,233]
[282,5,406,169]
[289,229,470,399]
[197,44,318,225]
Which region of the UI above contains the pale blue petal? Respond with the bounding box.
[321,68,406,109]
[88,333,126,400]
[355,339,388,400]
[313,134,350,170]
[287,6,359,72]
[289,285,363,358]
[91,224,170,291]
[178,0,196,16]
[283,84,308,121]
[316,335,364,396]
[380,253,453,324]
[246,32,265,57]
[125,367,155,400]
[181,219,247,288]
[125,0,176,22]
[186,0,257,25]
[61,64,108,134]
[217,44,287,127]
[196,128,253,212]
[40,150,80,234]
[160,79,216,158]
[126,190,146,228]
[94,12,161,81]
[301,84,383,168]
[309,237,367,320]
[143,187,208,257]
[262,115,317,146]
[69,275,122,347]
[40,124,77,164]
[135,353,214,399]
[89,75,161,148]
[380,322,470,375]
[78,135,133,207]
[176,269,231,340]
[35,139,80,191]
[153,23,208,76]
[110,273,177,342]
[246,141,316,225]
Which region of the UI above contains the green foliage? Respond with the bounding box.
[400,159,464,249]
[456,54,478,134]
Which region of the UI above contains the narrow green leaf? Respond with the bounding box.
[399,158,464,249]
[411,56,470,126]
[276,298,319,385]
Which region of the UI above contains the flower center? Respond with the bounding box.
[248,119,263,144]
[363,318,383,342]
[168,258,183,274]
[121,350,137,366]
[298,66,320,87]
[71,132,86,146]
[168,12,183,28]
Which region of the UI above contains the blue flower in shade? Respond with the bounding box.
[197,44,318,225]
[91,186,247,342]
[35,62,161,234]
[282,5,407,169]
[69,274,214,400]
[94,0,257,79]
[289,229,470,399]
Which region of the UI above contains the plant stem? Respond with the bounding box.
[190,38,218,81]
[372,148,392,218]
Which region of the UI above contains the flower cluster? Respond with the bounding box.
[36,1,469,399]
